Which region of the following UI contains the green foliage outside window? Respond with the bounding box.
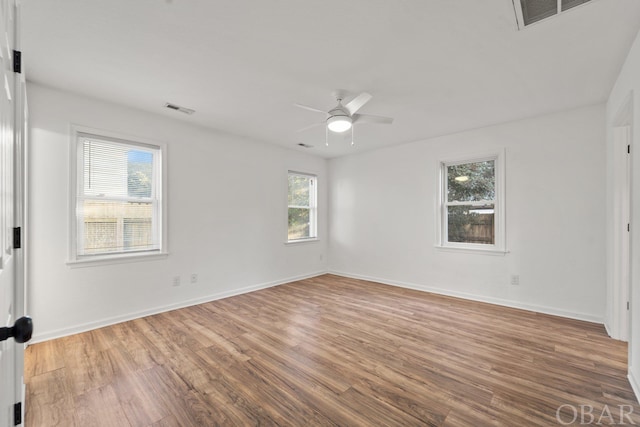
[288,174,315,240]
[446,160,495,244]
[447,161,495,202]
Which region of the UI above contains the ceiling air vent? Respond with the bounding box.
[164,102,195,115]
[513,0,592,28]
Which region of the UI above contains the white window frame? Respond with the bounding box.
[436,149,506,254]
[287,171,318,243]
[68,125,168,266]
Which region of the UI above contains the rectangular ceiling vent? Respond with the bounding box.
[164,102,195,115]
[513,0,592,28]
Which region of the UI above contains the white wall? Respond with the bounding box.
[608,29,640,402]
[328,104,606,322]
[27,83,327,342]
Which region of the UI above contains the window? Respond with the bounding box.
[438,151,505,252]
[70,129,165,262]
[288,171,317,242]
[513,0,592,28]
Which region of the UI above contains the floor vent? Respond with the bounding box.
[513,0,592,28]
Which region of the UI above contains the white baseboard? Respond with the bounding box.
[629,370,640,404]
[329,270,604,324]
[30,270,327,344]
[33,269,605,343]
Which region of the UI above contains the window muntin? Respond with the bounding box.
[288,172,317,242]
[439,153,504,252]
[73,132,163,259]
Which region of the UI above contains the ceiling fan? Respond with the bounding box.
[294,91,393,146]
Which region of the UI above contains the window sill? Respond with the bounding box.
[435,245,508,256]
[285,238,320,246]
[67,252,169,268]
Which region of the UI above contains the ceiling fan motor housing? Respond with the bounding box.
[328,104,349,117]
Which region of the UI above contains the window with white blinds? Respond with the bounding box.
[72,131,163,260]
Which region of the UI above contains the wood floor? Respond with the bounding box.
[25,274,640,426]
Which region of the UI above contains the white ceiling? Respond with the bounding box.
[21,0,640,158]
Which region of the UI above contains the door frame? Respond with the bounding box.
[611,93,633,343]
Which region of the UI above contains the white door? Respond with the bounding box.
[0,0,28,426]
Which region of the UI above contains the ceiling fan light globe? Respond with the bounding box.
[327,116,352,133]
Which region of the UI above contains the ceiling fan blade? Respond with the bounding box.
[344,92,373,115]
[352,113,393,124]
[294,103,327,114]
[296,122,325,133]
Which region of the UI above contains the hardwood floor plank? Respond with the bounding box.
[237,332,352,394]
[140,365,218,427]
[60,334,115,397]
[189,305,249,339]
[110,321,162,370]
[110,368,169,426]
[25,274,640,426]
[248,353,375,427]
[148,415,182,427]
[186,319,251,363]
[188,365,282,425]
[103,342,140,377]
[338,386,428,426]
[25,368,75,427]
[24,338,65,381]
[73,384,131,427]
[349,375,450,425]
[197,353,334,426]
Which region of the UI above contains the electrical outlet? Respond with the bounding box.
[190,273,198,284]
[510,275,520,286]
[172,276,181,287]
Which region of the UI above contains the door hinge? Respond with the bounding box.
[628,144,631,154]
[628,301,631,310]
[12,50,21,74]
[12,227,21,249]
[628,223,630,232]
[14,402,21,425]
